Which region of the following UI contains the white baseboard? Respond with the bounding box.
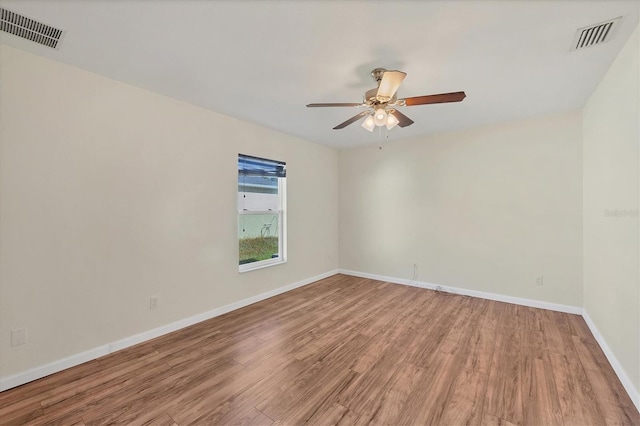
[339,269,582,315]
[582,310,640,412]
[6,268,637,415]
[0,269,339,392]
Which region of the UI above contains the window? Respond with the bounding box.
[238,154,286,272]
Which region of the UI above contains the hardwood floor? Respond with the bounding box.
[1,274,638,425]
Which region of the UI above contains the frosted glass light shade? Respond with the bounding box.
[373,108,387,126]
[386,113,399,130]
[361,115,375,132]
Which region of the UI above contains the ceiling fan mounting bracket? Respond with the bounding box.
[371,68,387,84]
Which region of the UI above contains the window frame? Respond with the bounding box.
[238,155,287,273]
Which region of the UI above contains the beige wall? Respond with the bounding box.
[1,25,638,397]
[0,46,339,378]
[339,112,583,307]
[583,25,639,392]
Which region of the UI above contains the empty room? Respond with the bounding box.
[0,1,638,425]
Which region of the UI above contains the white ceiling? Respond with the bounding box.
[1,0,638,148]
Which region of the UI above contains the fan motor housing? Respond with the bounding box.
[364,88,396,106]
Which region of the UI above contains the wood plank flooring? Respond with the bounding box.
[1,274,638,425]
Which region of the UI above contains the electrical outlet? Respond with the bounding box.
[11,328,26,346]
[536,276,544,286]
[150,296,159,310]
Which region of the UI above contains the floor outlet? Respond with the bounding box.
[11,328,26,346]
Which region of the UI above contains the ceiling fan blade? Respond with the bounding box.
[402,91,466,106]
[307,103,362,107]
[389,110,414,128]
[333,111,370,130]
[376,70,407,101]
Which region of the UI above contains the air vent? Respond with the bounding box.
[571,17,622,51]
[0,7,63,49]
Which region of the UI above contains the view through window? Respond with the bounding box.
[238,154,286,271]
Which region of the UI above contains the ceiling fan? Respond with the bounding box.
[307,68,466,132]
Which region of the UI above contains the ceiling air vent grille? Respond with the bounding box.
[571,17,621,51]
[0,7,63,48]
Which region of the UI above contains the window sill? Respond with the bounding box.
[239,258,287,273]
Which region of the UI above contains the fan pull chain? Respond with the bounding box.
[378,126,390,150]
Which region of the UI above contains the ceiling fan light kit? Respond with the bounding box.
[386,112,400,130]
[373,108,388,126]
[361,115,375,132]
[307,68,466,133]
[359,108,400,132]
